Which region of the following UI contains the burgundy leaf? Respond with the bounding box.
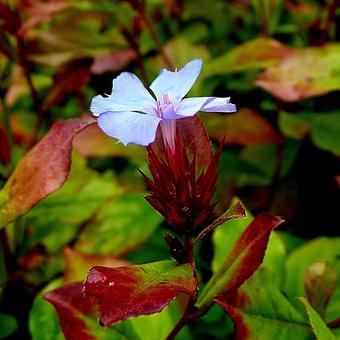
[43,59,92,111]
[84,261,197,326]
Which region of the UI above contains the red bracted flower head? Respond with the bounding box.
[140,123,222,235]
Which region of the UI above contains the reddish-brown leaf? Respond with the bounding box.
[202,109,284,145]
[84,261,197,326]
[91,50,136,74]
[0,2,21,34]
[44,282,97,340]
[0,117,96,228]
[43,59,92,111]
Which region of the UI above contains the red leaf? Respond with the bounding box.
[0,117,96,228]
[43,59,92,111]
[44,282,97,340]
[0,2,21,34]
[84,261,197,326]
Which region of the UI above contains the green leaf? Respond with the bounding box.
[75,193,162,256]
[23,154,120,253]
[256,44,340,102]
[29,279,64,340]
[0,313,18,339]
[284,237,340,321]
[279,111,340,155]
[128,302,192,340]
[203,38,292,77]
[298,297,336,340]
[311,112,340,156]
[216,269,312,340]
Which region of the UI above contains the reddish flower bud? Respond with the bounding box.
[140,125,222,235]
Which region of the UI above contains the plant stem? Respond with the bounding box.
[1,98,13,152]
[166,234,197,340]
[138,9,174,70]
[121,26,149,85]
[23,69,45,145]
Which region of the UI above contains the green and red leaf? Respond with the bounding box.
[215,269,312,340]
[84,260,197,326]
[44,282,97,340]
[0,117,95,228]
[256,44,340,102]
[196,213,284,313]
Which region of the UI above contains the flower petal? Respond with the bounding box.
[176,97,237,117]
[150,59,203,102]
[90,72,157,117]
[98,111,161,146]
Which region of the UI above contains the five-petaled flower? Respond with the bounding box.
[90,59,236,148]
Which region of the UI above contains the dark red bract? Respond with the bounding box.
[140,126,222,235]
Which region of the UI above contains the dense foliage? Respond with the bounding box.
[0,0,339,339]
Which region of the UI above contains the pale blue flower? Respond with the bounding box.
[90,59,236,147]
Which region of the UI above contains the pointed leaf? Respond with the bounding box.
[212,201,286,286]
[84,260,197,326]
[194,200,246,244]
[196,213,284,313]
[0,117,95,228]
[298,297,336,340]
[304,262,337,317]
